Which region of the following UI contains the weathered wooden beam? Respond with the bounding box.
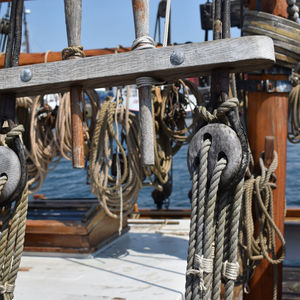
[132,0,155,166]
[0,36,275,97]
[64,0,85,169]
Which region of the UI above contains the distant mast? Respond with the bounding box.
[23,8,30,53]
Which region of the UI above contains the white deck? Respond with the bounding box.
[14,219,190,300]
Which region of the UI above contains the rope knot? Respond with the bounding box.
[222,260,239,280]
[0,174,8,194]
[131,36,156,50]
[62,45,85,60]
[197,97,239,123]
[186,255,213,291]
[0,282,15,294]
[5,125,24,143]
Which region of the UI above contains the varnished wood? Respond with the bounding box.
[0,48,131,67]
[24,208,127,253]
[264,136,275,168]
[246,74,288,300]
[64,0,85,169]
[0,36,275,97]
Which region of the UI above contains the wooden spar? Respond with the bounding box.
[245,0,289,295]
[0,36,275,97]
[0,48,132,67]
[64,0,85,169]
[132,0,155,166]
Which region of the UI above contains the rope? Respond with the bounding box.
[239,151,286,299]
[287,0,299,22]
[89,98,143,218]
[288,71,300,143]
[61,45,85,60]
[0,126,28,300]
[131,36,155,50]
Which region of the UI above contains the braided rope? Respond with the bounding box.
[224,179,244,300]
[5,125,24,144]
[197,98,239,123]
[203,158,227,300]
[61,45,85,60]
[287,0,299,22]
[185,138,211,300]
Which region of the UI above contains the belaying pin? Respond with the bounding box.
[187,123,242,191]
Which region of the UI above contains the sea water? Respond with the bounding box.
[35,141,300,208]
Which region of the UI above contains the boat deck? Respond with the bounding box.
[14,219,300,300]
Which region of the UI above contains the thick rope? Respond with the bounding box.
[239,151,285,299]
[61,45,85,60]
[288,71,300,143]
[185,138,211,300]
[89,98,143,218]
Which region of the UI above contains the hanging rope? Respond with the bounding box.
[239,151,285,299]
[89,97,143,218]
[288,70,300,143]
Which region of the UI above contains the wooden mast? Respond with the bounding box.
[245,0,289,298]
[64,0,85,169]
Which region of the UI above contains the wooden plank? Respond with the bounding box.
[0,36,275,97]
[25,219,88,235]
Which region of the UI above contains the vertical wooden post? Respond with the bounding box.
[132,0,155,166]
[64,0,85,168]
[245,72,288,300]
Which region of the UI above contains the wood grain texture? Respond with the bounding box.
[0,36,275,97]
[64,0,82,46]
[246,74,288,300]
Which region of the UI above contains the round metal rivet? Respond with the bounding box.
[170,51,184,66]
[20,69,32,82]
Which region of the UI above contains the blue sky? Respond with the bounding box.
[1,0,240,53]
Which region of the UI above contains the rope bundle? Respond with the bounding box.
[0,128,28,300]
[239,152,285,298]
[89,98,143,218]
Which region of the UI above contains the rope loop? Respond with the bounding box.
[5,124,24,143]
[0,282,15,294]
[0,174,8,195]
[131,36,156,50]
[222,260,240,280]
[62,45,85,60]
[197,97,239,123]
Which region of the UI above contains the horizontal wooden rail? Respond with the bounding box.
[0,48,132,67]
[0,36,275,97]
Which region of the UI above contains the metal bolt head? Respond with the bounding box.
[20,69,32,82]
[170,50,184,66]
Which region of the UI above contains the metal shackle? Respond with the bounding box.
[188,123,242,191]
[0,146,21,204]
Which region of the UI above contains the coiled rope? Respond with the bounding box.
[89,97,143,218]
[239,151,285,299]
